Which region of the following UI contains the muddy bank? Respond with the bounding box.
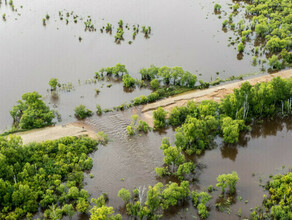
[142,69,292,125]
[12,122,97,145]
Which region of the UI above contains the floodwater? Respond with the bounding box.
[1,0,290,219]
[0,0,264,131]
[80,112,292,220]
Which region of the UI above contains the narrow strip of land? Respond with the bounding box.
[141,70,292,125]
[12,123,97,145]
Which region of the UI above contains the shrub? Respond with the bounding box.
[10,92,55,129]
[269,55,282,70]
[96,105,102,115]
[150,79,160,90]
[118,188,131,202]
[216,171,239,194]
[122,74,136,88]
[74,105,93,119]
[153,107,167,129]
[49,78,58,90]
[237,42,244,52]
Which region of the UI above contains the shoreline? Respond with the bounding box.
[10,122,97,145]
[141,69,292,126]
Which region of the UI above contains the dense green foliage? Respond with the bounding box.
[153,107,167,129]
[48,78,59,91]
[0,135,98,219]
[10,92,55,129]
[90,195,121,220]
[219,0,292,69]
[122,74,136,88]
[118,181,190,219]
[155,137,195,180]
[192,191,212,219]
[250,172,292,219]
[139,65,197,88]
[216,172,239,194]
[169,77,292,154]
[97,63,128,78]
[74,105,93,119]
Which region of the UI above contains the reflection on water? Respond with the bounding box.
[73,111,292,219]
[0,0,264,131]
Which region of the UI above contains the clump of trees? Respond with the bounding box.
[0,135,100,219]
[90,195,121,220]
[139,65,197,88]
[217,0,292,69]
[155,137,195,180]
[153,107,167,129]
[117,181,190,219]
[192,191,212,219]
[158,77,292,156]
[216,172,239,194]
[10,92,55,129]
[74,105,93,119]
[250,172,292,219]
[96,63,128,79]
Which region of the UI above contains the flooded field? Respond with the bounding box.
[0,0,264,131]
[73,111,291,219]
[0,0,291,219]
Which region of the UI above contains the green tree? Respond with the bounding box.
[153,107,167,129]
[216,171,239,194]
[122,74,136,88]
[269,55,282,70]
[150,79,160,90]
[74,105,93,119]
[49,78,58,91]
[10,92,55,129]
[237,42,244,52]
[118,188,131,203]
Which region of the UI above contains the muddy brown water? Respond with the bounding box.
[1,0,291,219]
[0,0,265,131]
[74,112,291,220]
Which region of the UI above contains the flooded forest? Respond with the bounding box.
[0,0,292,219]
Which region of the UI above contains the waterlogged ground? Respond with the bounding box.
[0,0,265,131]
[79,112,292,220]
[0,0,291,219]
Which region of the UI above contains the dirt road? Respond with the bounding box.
[12,122,97,145]
[141,69,292,126]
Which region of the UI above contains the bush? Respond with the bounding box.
[216,171,239,194]
[153,107,167,129]
[74,105,93,119]
[269,55,282,70]
[147,92,160,102]
[237,42,244,52]
[150,79,160,90]
[10,92,55,129]
[49,78,58,90]
[118,188,131,203]
[122,74,136,88]
[96,105,102,115]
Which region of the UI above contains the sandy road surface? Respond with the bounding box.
[141,70,292,126]
[11,122,97,145]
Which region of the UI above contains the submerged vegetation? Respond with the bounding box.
[216,0,292,70]
[251,172,292,219]
[155,76,292,155]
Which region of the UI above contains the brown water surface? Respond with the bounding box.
[0,0,263,131]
